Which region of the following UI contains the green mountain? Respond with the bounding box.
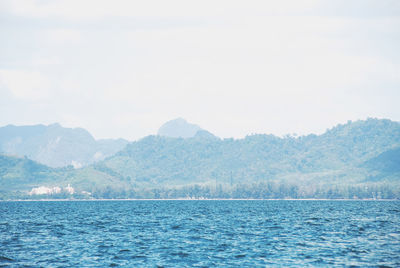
[99,118,399,182]
[0,153,132,199]
[0,154,55,188]
[0,123,128,168]
[0,118,399,199]
[0,154,61,199]
[362,147,400,181]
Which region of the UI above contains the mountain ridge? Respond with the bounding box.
[157,118,208,138]
[0,118,399,199]
[0,123,129,168]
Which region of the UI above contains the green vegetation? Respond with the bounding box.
[0,118,399,199]
[0,154,61,189]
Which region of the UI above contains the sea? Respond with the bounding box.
[0,200,399,267]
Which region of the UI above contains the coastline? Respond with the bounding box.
[1,198,399,202]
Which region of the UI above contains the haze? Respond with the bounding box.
[0,0,399,140]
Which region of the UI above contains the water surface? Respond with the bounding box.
[1,200,399,267]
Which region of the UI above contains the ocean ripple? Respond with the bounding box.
[0,200,399,267]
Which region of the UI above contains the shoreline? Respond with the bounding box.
[1,198,399,202]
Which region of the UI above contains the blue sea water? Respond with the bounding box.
[0,200,399,267]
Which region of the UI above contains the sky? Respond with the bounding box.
[0,0,399,140]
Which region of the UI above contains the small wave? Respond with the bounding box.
[305,220,321,226]
[268,225,283,230]
[0,256,14,262]
[172,252,189,257]
[130,255,146,259]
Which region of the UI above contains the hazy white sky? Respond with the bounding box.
[0,0,399,140]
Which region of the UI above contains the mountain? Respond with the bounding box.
[0,154,60,195]
[0,118,399,199]
[72,118,400,198]
[0,123,129,168]
[157,118,210,138]
[362,147,400,182]
[364,147,400,173]
[0,153,132,199]
[102,118,400,184]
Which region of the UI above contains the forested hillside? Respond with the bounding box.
[100,118,399,184]
[0,118,399,199]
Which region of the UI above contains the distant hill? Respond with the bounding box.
[0,153,131,199]
[0,123,129,168]
[0,118,399,199]
[362,147,400,182]
[363,147,400,172]
[0,154,59,191]
[102,118,400,186]
[157,118,214,138]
